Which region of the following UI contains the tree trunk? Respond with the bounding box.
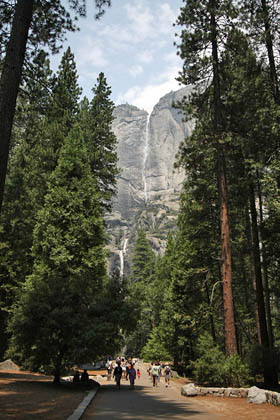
[210,0,237,356]
[260,0,280,104]
[249,182,269,347]
[0,0,34,212]
[205,277,216,343]
[245,204,262,343]
[257,173,274,348]
[249,181,278,387]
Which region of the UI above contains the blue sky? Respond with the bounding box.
[51,0,183,113]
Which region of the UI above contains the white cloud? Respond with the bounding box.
[128,64,143,77]
[76,36,108,67]
[137,49,154,64]
[116,66,181,113]
[99,0,177,50]
[124,1,154,40]
[158,3,178,34]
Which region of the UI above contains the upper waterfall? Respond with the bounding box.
[142,113,150,203]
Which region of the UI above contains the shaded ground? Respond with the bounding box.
[0,369,86,419]
[0,367,280,419]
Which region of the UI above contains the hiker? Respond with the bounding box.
[113,360,123,389]
[151,361,160,387]
[137,368,141,380]
[164,365,172,387]
[128,364,136,389]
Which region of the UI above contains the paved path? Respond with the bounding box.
[82,363,217,420]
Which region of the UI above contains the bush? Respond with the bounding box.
[189,332,250,386]
[189,332,226,385]
[223,354,251,387]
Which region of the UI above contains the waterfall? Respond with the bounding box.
[119,237,128,277]
[119,250,124,277]
[142,113,150,203]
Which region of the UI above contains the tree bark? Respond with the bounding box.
[205,277,216,343]
[210,0,237,356]
[245,204,262,343]
[256,172,274,348]
[249,181,269,347]
[260,0,280,104]
[249,181,278,386]
[0,0,34,212]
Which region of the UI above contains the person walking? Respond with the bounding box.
[137,368,141,380]
[151,362,160,387]
[113,360,123,389]
[164,364,172,387]
[128,364,136,389]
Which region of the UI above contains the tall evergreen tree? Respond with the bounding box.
[240,0,280,103]
[176,0,238,356]
[7,124,107,382]
[126,229,156,356]
[0,52,54,358]
[79,72,119,211]
[0,0,111,212]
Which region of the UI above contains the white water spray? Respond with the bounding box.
[142,113,150,203]
[119,237,128,277]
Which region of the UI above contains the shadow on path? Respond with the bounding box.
[83,380,217,419]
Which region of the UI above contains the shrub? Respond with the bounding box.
[189,332,226,385]
[223,354,251,387]
[189,332,250,386]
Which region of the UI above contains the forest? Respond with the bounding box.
[1,1,280,388]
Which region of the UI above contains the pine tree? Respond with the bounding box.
[126,229,156,355]
[79,72,119,211]
[0,52,54,358]
[7,124,107,382]
[0,0,111,211]
[176,0,238,356]
[240,0,280,104]
[219,29,279,385]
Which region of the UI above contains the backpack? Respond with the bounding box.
[152,365,159,375]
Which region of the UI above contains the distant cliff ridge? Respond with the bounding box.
[106,87,194,275]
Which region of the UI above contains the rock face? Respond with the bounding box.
[106,87,193,275]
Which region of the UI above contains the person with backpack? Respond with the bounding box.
[151,361,160,387]
[113,360,123,389]
[164,365,172,387]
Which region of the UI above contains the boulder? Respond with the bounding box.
[240,388,249,398]
[0,359,20,371]
[248,386,267,404]
[181,383,198,397]
[224,388,232,397]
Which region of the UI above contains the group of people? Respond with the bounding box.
[73,358,172,390]
[72,368,98,388]
[110,357,139,389]
[148,361,172,387]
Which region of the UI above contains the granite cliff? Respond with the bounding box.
[106,86,194,275]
